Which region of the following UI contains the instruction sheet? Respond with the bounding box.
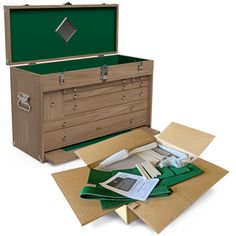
[100,172,159,201]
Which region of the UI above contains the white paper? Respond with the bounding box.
[100,172,159,201]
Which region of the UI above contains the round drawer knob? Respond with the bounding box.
[140,82,144,87]
[140,76,144,81]
[122,85,126,91]
[139,91,143,97]
[73,94,77,99]
[130,118,134,124]
[73,88,78,92]
[122,95,126,100]
[62,121,66,128]
[73,105,77,110]
[122,79,126,84]
[50,102,54,108]
[130,106,135,111]
[62,135,66,141]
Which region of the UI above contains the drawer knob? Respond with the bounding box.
[140,76,144,81]
[62,135,66,141]
[73,88,78,92]
[73,105,77,110]
[130,118,134,124]
[139,91,143,97]
[130,106,135,111]
[73,94,77,99]
[122,85,126,91]
[122,95,126,100]
[50,102,55,108]
[140,82,144,87]
[62,121,66,127]
[122,79,126,84]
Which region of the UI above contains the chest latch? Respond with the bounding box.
[100,65,108,82]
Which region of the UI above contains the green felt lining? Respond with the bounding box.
[10,6,118,63]
[18,55,146,75]
[63,129,130,152]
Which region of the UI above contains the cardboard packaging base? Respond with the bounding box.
[52,123,228,233]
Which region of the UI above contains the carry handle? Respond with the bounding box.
[17,92,31,112]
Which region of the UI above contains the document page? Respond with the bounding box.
[100,172,159,201]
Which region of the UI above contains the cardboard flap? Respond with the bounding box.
[52,166,113,225]
[128,158,228,233]
[156,122,215,157]
[75,128,156,167]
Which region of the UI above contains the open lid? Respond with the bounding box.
[4,4,118,65]
[156,122,215,157]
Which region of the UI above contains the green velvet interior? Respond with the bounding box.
[10,7,117,63]
[18,55,146,75]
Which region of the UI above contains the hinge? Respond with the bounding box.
[59,72,65,85]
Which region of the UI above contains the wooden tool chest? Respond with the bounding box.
[4,4,154,164]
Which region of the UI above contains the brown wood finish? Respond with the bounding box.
[10,67,44,161]
[64,87,148,116]
[44,110,148,151]
[44,100,148,133]
[42,60,153,92]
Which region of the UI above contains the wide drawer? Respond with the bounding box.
[64,87,148,116]
[44,110,148,151]
[44,100,148,132]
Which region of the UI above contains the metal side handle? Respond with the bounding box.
[17,92,31,112]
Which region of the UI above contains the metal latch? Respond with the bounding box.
[137,61,143,72]
[59,72,64,85]
[17,92,31,112]
[100,65,108,81]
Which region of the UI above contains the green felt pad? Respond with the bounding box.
[87,169,112,185]
[159,164,204,187]
[10,7,118,63]
[100,193,172,209]
[63,129,131,152]
[80,185,172,209]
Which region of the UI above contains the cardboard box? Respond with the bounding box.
[52,122,228,233]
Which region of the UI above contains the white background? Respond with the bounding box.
[0,0,235,235]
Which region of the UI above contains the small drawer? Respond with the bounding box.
[44,100,148,132]
[44,110,148,151]
[63,82,132,102]
[131,87,148,101]
[64,90,133,116]
[43,91,63,121]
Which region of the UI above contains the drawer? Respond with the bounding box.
[63,81,132,101]
[63,78,132,95]
[44,91,63,121]
[64,87,148,116]
[44,100,148,132]
[44,110,148,151]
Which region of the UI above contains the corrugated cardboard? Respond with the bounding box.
[52,123,228,233]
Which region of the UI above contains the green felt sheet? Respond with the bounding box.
[63,129,130,152]
[10,6,118,63]
[82,163,204,209]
